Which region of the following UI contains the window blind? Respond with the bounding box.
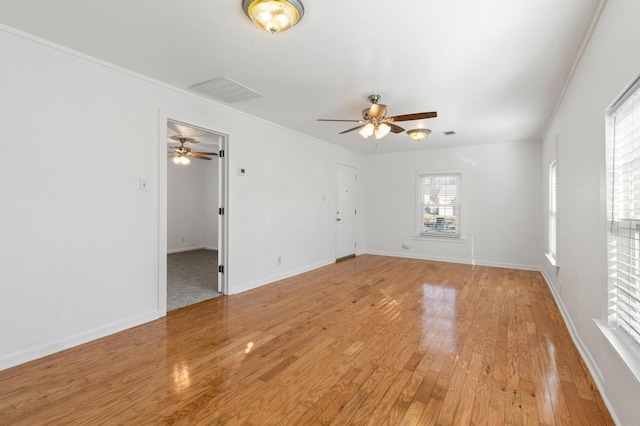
[608,79,640,350]
[549,161,557,260]
[417,173,461,237]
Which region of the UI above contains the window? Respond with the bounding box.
[607,76,640,351]
[416,173,461,237]
[548,161,557,262]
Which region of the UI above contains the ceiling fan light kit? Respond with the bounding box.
[242,0,304,34]
[358,123,374,138]
[172,155,191,165]
[375,123,391,139]
[318,94,437,141]
[168,136,218,165]
[407,128,432,141]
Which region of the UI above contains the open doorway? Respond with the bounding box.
[163,119,227,311]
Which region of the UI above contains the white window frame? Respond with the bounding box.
[415,172,462,239]
[603,73,640,383]
[546,161,558,266]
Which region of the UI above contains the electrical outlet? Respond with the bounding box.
[139,178,149,191]
[277,256,282,266]
[401,243,410,249]
[181,237,185,243]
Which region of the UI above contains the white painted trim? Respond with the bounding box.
[363,250,539,271]
[167,246,218,254]
[544,252,558,267]
[0,310,159,371]
[539,268,620,426]
[158,112,169,315]
[594,319,640,385]
[229,258,335,295]
[412,235,467,243]
[167,245,206,254]
[159,113,230,307]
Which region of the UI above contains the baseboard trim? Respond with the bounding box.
[0,310,160,371]
[167,246,206,254]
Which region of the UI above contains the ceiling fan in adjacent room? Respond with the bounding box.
[318,94,437,140]
[167,136,218,165]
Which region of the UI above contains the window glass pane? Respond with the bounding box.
[417,173,461,237]
[549,162,557,259]
[608,81,640,351]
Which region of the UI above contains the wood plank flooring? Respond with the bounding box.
[0,255,614,425]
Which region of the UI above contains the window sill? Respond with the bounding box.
[545,252,558,267]
[413,235,466,243]
[594,318,640,385]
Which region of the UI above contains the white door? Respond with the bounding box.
[336,164,356,259]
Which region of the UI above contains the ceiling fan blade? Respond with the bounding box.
[189,153,213,160]
[192,152,218,156]
[388,111,438,122]
[388,123,405,134]
[317,119,362,122]
[369,104,387,119]
[339,124,366,134]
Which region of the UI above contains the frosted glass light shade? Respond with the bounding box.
[359,123,375,138]
[375,123,391,139]
[407,128,432,141]
[242,0,305,34]
[172,155,191,165]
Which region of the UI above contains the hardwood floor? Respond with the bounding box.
[0,255,613,425]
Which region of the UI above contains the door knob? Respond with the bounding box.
[336,218,342,221]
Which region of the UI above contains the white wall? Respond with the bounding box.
[167,158,218,252]
[0,26,364,369]
[364,142,541,269]
[540,1,640,424]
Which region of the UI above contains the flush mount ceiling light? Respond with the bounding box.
[407,128,432,141]
[242,0,304,34]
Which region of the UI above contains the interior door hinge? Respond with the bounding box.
[219,207,225,215]
[219,265,224,274]
[219,149,225,158]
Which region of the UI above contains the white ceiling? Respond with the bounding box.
[168,121,220,148]
[0,0,601,154]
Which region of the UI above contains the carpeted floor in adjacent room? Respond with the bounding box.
[167,249,221,311]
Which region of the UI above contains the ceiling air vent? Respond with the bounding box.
[444,131,456,135]
[189,77,263,103]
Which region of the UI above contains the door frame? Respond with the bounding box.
[158,110,229,315]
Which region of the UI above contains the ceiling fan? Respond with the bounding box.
[318,94,437,140]
[168,136,218,165]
